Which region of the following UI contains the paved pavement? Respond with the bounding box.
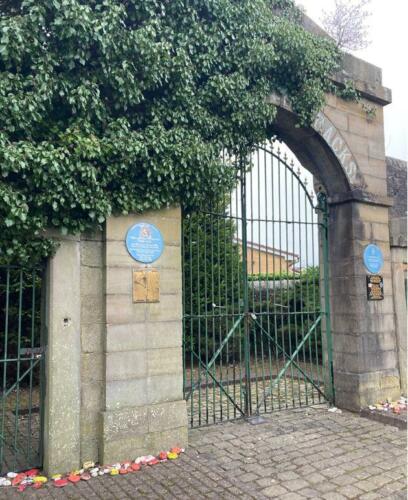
[3,405,407,499]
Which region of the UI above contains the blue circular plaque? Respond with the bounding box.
[363,244,384,274]
[125,223,164,264]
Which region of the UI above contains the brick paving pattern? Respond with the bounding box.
[3,405,407,499]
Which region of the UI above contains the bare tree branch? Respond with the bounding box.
[321,0,372,51]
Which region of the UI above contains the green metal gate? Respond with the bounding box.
[182,142,334,427]
[0,265,45,472]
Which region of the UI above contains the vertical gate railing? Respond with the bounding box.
[0,265,45,473]
[182,142,334,427]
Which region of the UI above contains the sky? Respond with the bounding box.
[229,1,407,267]
[299,0,408,161]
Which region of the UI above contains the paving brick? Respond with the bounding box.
[322,493,348,500]
[337,484,364,499]
[286,478,310,491]
[261,484,289,497]
[4,406,406,499]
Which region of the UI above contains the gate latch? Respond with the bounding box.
[20,346,46,359]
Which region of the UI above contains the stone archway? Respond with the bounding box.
[41,42,401,475]
[268,61,401,410]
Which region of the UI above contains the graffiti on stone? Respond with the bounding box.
[313,112,363,188]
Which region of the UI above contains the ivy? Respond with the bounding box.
[0,0,341,265]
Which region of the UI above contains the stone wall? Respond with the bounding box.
[80,230,105,463]
[387,157,407,395]
[390,245,407,395]
[328,202,401,410]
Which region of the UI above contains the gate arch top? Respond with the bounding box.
[267,41,392,206]
[268,103,358,197]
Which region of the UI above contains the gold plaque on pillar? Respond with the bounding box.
[133,269,160,303]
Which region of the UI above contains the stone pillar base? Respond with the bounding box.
[101,401,187,464]
[334,370,401,411]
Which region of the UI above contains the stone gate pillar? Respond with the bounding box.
[101,207,187,463]
[328,200,402,410]
[44,207,187,474]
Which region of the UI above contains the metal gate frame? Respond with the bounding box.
[0,265,46,472]
[182,143,334,427]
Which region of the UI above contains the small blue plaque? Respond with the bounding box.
[126,223,164,264]
[363,244,384,274]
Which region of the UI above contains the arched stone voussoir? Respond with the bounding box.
[267,93,366,198]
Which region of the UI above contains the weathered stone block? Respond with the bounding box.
[333,369,401,410]
[363,350,400,372]
[146,321,182,349]
[106,294,146,324]
[80,409,100,439]
[353,203,390,224]
[81,266,103,297]
[105,240,135,266]
[380,374,401,390]
[105,378,148,410]
[106,323,147,352]
[371,222,391,242]
[80,439,99,464]
[105,207,181,242]
[363,174,388,196]
[44,238,81,475]
[332,333,359,353]
[324,106,348,131]
[106,350,147,381]
[106,266,132,295]
[82,352,104,382]
[101,434,150,465]
[333,351,360,373]
[102,407,148,440]
[80,240,104,268]
[354,154,387,178]
[348,113,368,137]
[81,229,103,242]
[157,245,182,271]
[147,374,183,405]
[368,138,385,160]
[361,331,398,353]
[148,400,187,433]
[160,268,182,295]
[146,294,182,322]
[81,382,104,412]
[149,426,188,453]
[324,93,337,107]
[81,294,104,324]
[332,312,396,335]
[147,348,183,377]
[81,323,105,353]
[342,131,369,157]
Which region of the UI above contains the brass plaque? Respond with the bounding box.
[133,269,160,303]
[366,274,384,301]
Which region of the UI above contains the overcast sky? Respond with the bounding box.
[299,0,408,161]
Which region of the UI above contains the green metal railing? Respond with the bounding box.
[0,265,45,473]
[182,142,334,427]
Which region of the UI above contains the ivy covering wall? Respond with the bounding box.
[0,0,341,264]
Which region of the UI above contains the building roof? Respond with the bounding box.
[235,239,299,262]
